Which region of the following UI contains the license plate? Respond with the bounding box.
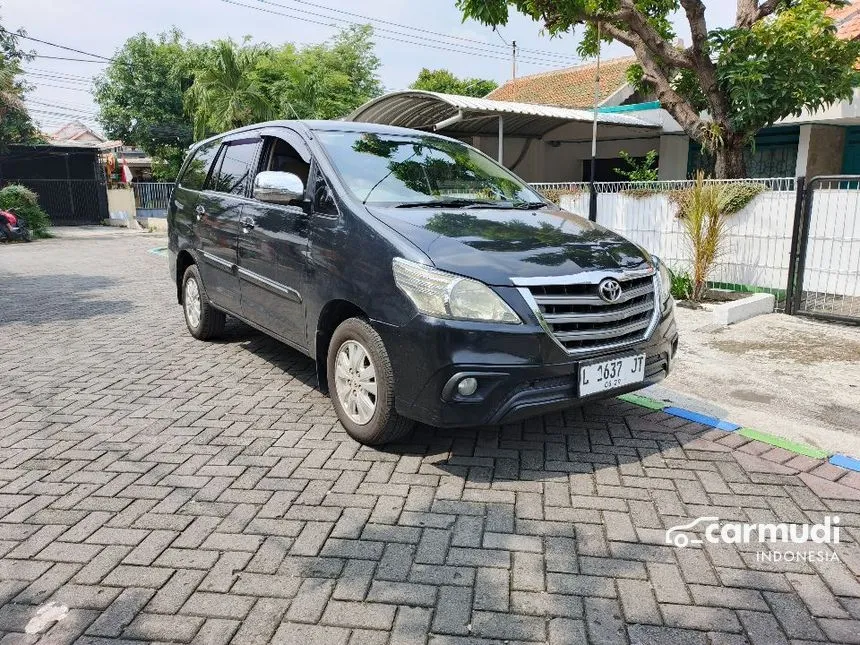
[579,354,645,396]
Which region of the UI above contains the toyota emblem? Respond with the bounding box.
[598,278,623,303]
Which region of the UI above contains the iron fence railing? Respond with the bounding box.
[531,177,798,194]
[133,182,174,216]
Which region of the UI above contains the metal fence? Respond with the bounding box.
[787,176,860,322]
[1,178,107,225]
[133,182,174,217]
[531,176,860,323]
[531,177,798,194]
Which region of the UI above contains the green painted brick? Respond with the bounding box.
[617,393,666,411]
[737,427,828,459]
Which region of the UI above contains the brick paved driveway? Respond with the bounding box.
[1,235,859,645]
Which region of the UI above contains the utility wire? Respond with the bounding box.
[252,0,580,63]
[0,29,113,61]
[220,0,571,68]
[31,54,109,64]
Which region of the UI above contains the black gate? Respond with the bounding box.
[786,176,860,323]
[0,145,109,226]
[1,178,108,226]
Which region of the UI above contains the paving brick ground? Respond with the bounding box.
[1,235,859,645]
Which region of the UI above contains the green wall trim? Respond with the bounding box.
[598,101,661,113]
[617,393,666,410]
[737,427,828,459]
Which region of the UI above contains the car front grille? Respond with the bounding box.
[520,273,658,354]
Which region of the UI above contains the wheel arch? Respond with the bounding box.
[315,299,368,394]
[175,249,196,304]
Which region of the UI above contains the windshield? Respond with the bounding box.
[315,130,545,206]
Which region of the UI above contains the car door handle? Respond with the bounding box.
[239,215,255,229]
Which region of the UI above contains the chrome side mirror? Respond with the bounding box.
[253,171,304,205]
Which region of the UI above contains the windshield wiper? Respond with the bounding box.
[394,198,496,209]
[511,201,549,210]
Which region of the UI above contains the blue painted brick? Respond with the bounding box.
[829,454,860,472]
[662,407,741,432]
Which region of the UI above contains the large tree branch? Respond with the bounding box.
[612,0,694,70]
[599,20,703,139]
[736,0,786,29]
[679,0,731,123]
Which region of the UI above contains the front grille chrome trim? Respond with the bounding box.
[531,282,654,307]
[515,268,661,356]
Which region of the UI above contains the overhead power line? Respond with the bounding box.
[254,0,580,64]
[0,29,113,61]
[31,54,109,64]
[219,0,568,68]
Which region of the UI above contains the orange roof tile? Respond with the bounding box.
[830,0,860,40]
[485,56,636,108]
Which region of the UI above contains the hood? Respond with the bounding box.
[365,205,652,285]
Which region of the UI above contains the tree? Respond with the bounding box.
[457,0,860,178]
[185,39,273,139]
[410,68,498,97]
[255,25,383,119]
[94,30,194,180]
[0,17,41,150]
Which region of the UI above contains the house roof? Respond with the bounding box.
[50,121,106,143]
[485,56,636,109]
[347,90,657,138]
[831,0,860,40]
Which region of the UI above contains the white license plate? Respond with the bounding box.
[579,354,645,396]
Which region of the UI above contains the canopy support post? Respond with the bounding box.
[498,115,504,165]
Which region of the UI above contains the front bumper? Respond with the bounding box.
[373,301,678,428]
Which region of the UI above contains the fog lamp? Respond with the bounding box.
[457,377,478,396]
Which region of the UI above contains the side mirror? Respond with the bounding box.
[253,171,304,205]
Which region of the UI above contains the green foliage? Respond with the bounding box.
[671,172,763,301]
[0,16,41,150]
[669,268,693,301]
[0,184,51,238]
[457,0,860,178]
[255,25,383,120]
[709,0,860,135]
[410,68,498,97]
[94,30,195,180]
[95,26,383,178]
[615,150,658,182]
[186,39,273,138]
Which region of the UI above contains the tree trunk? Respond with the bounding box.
[713,138,747,179]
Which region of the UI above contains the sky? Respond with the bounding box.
[5,0,736,135]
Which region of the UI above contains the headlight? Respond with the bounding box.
[392,258,521,324]
[653,256,672,303]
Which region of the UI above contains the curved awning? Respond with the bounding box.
[347,90,659,138]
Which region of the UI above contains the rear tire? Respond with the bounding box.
[327,317,414,445]
[182,264,225,340]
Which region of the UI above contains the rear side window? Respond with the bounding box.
[210,139,261,196]
[178,139,221,190]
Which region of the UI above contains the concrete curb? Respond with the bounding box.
[617,393,860,474]
[712,292,775,325]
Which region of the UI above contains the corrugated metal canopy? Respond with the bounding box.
[347,90,659,138]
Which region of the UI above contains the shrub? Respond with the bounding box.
[670,174,765,302]
[537,186,581,206]
[669,267,693,301]
[0,184,51,238]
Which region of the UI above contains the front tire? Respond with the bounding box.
[327,317,414,445]
[182,264,225,340]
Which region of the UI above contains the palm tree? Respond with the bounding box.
[186,40,273,138]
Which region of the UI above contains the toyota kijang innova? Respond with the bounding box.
[168,120,678,445]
